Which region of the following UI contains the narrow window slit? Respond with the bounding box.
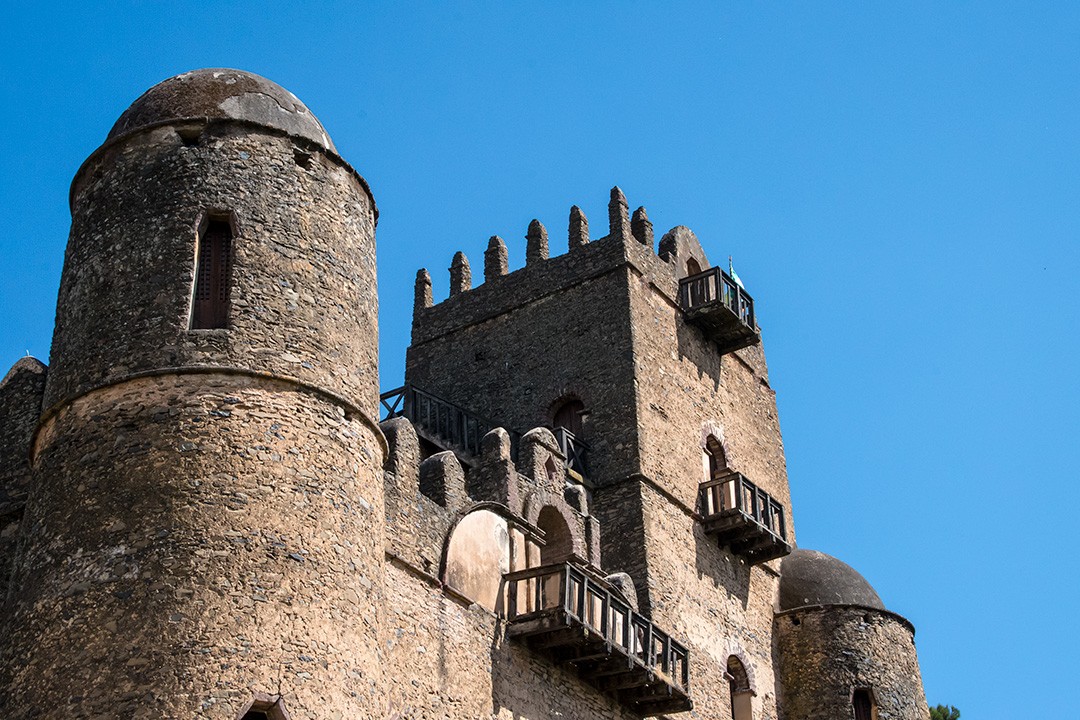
[191,217,232,330]
[853,688,876,720]
[293,149,313,168]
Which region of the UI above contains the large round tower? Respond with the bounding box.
[1,69,385,718]
[774,549,930,720]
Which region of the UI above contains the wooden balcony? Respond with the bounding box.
[503,563,692,716]
[679,267,760,354]
[698,471,791,564]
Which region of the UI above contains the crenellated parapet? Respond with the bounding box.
[411,187,688,344]
[408,187,760,368]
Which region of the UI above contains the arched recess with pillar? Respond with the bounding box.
[727,654,755,720]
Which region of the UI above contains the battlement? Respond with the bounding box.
[381,416,601,583]
[412,188,718,344]
[378,415,699,716]
[411,187,762,365]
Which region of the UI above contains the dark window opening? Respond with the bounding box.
[853,688,875,720]
[236,694,289,720]
[176,126,202,147]
[686,257,702,276]
[293,149,313,168]
[553,398,585,437]
[191,217,232,329]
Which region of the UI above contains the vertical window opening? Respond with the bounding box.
[853,688,876,720]
[236,694,289,720]
[191,216,232,330]
[686,257,702,276]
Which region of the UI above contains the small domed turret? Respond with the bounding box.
[775,548,929,720]
[779,548,885,611]
[108,68,335,151]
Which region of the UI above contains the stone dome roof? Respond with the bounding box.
[778,548,885,611]
[108,68,335,152]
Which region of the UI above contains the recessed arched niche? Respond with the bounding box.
[444,507,542,612]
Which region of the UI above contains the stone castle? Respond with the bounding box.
[0,69,930,719]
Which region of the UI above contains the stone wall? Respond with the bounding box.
[407,235,643,489]
[1,376,386,719]
[382,560,644,720]
[622,229,790,517]
[775,605,930,720]
[47,122,378,415]
[639,481,782,720]
[0,357,46,614]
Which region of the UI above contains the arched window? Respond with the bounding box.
[852,688,877,720]
[536,505,573,565]
[704,435,728,481]
[191,215,233,329]
[552,397,585,437]
[727,655,752,720]
[686,257,702,277]
[552,397,588,479]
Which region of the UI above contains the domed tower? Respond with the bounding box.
[0,69,384,718]
[774,549,929,720]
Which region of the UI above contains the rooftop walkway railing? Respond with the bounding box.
[381,384,590,481]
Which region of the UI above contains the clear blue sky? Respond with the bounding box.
[2,2,1077,716]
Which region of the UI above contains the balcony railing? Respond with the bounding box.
[698,471,791,564]
[503,562,691,716]
[678,267,760,354]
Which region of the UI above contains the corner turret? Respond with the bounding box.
[1,69,386,719]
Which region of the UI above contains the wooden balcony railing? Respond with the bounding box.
[503,562,692,716]
[678,267,760,354]
[698,471,791,564]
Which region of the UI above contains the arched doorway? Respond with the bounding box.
[536,505,573,565]
[853,688,877,720]
[552,397,587,478]
[727,655,752,720]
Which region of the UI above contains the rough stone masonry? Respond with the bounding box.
[0,68,929,720]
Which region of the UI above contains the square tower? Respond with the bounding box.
[400,188,795,715]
